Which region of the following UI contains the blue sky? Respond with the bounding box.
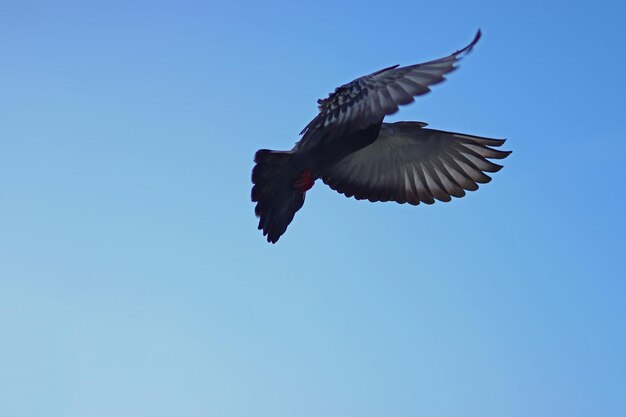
[1,0,625,416]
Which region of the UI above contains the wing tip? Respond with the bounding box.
[469,29,482,50]
[456,29,482,56]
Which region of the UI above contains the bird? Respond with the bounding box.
[252,30,511,243]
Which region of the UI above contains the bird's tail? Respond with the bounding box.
[251,149,306,243]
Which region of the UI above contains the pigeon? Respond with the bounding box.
[252,30,511,243]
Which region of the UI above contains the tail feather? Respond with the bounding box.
[251,149,305,243]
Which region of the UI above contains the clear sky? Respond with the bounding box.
[1,0,625,416]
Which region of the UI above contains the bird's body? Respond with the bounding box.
[252,30,511,243]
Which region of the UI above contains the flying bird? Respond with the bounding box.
[252,30,510,243]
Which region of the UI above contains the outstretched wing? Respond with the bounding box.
[320,122,511,205]
[300,30,481,141]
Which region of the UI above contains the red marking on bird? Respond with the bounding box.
[294,168,315,193]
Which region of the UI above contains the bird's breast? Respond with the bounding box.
[293,121,383,175]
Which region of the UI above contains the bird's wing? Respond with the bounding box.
[300,30,481,140]
[320,122,511,205]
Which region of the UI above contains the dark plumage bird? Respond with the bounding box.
[252,30,511,243]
